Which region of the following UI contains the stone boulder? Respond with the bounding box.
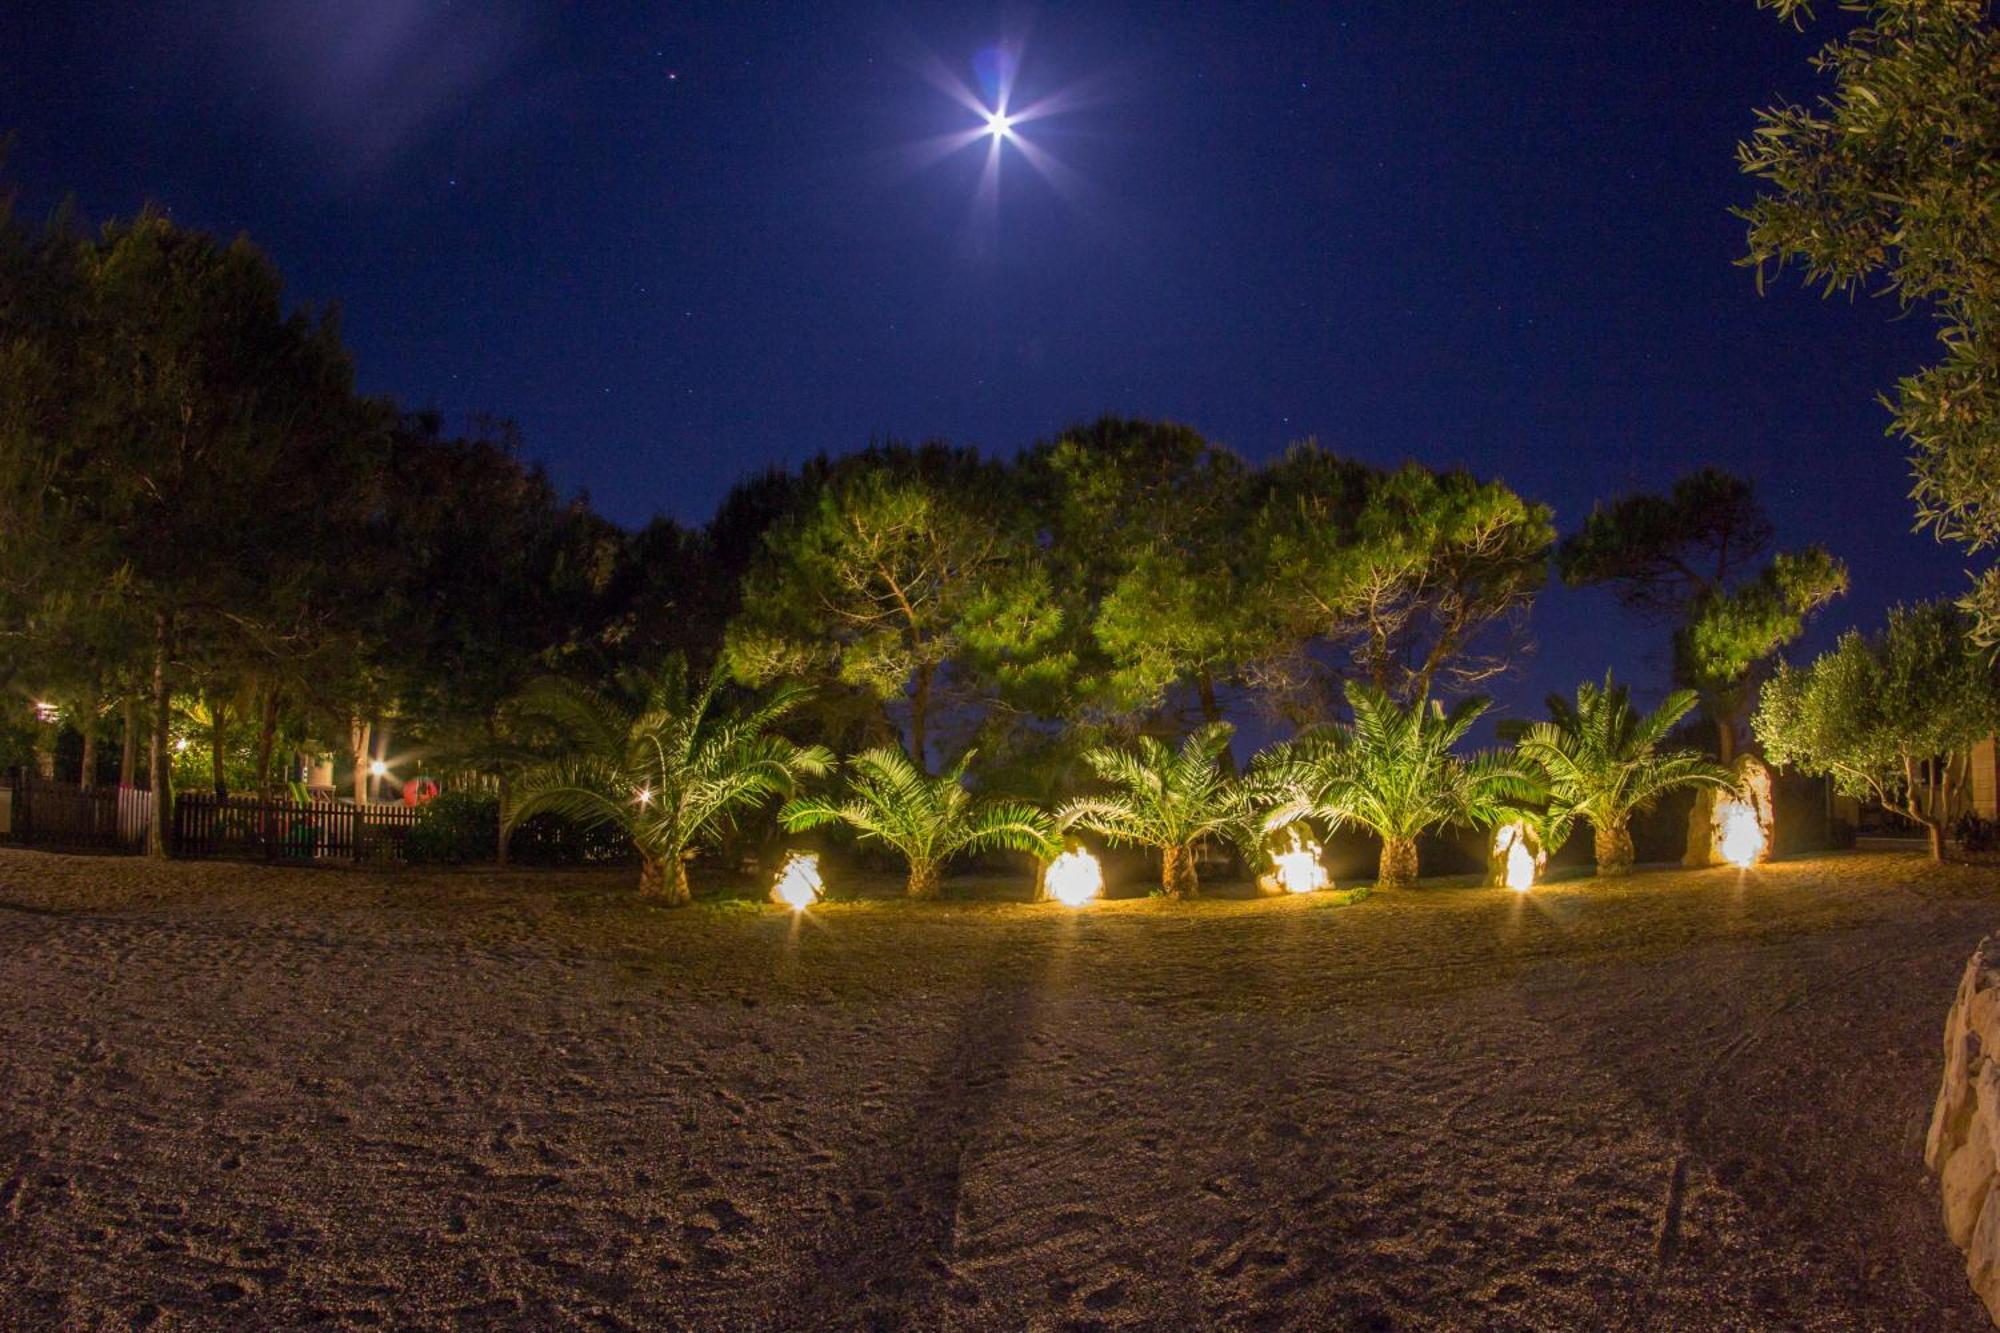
[1685,753,1776,868]
[1926,934,2000,1323]
[1486,820,1547,889]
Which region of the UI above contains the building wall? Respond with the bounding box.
[1975,736,1999,821]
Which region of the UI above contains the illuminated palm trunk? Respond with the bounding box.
[1594,822,1635,877]
[1161,845,1199,898]
[1378,835,1419,888]
[906,858,942,900]
[640,854,691,906]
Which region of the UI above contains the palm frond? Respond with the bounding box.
[795,745,1056,874]
[502,658,825,871]
[1511,673,1729,830]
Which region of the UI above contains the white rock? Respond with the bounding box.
[1928,935,2000,1324]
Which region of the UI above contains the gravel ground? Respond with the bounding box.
[1,847,1996,1330]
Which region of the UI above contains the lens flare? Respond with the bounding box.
[984,107,1014,137]
[1717,800,1766,869]
[772,852,824,912]
[1272,827,1330,895]
[1044,847,1103,907]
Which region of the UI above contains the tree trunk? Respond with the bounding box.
[911,666,931,774]
[1378,835,1419,888]
[1715,716,1736,765]
[1927,820,1945,864]
[350,716,371,805]
[907,858,942,900]
[372,721,393,801]
[146,612,174,858]
[639,854,692,905]
[1595,822,1636,877]
[208,693,228,798]
[496,772,512,867]
[1197,668,1222,726]
[1683,787,1717,868]
[119,696,137,789]
[255,686,280,803]
[78,729,96,792]
[1161,844,1200,898]
[32,717,54,779]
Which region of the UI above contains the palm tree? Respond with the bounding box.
[1257,682,1533,888]
[1056,722,1246,898]
[1507,674,1729,876]
[780,747,1057,899]
[505,659,831,905]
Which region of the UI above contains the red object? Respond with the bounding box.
[402,778,439,807]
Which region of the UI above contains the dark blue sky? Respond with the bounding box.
[0,1,1967,717]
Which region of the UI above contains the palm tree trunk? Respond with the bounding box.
[79,728,96,792]
[1161,844,1199,898]
[1595,822,1636,877]
[907,858,942,900]
[640,854,692,905]
[1378,836,1419,888]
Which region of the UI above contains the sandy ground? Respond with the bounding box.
[2,850,1997,1330]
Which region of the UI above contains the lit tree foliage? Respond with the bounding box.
[1741,0,2000,643]
[1755,600,2000,860]
[725,448,1063,772]
[1253,445,1555,714]
[1256,682,1534,889]
[1558,469,1848,760]
[1025,418,1264,725]
[505,659,831,903]
[780,747,1057,899]
[1504,674,1729,877]
[1057,723,1247,898]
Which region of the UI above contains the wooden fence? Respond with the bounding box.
[0,775,623,867]
[171,794,422,864]
[1,771,154,854]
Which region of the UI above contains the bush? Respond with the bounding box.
[404,790,500,865]
[1955,813,1999,857]
[404,788,639,867]
[508,809,634,866]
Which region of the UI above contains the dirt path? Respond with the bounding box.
[1,850,1995,1329]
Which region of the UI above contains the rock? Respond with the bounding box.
[1943,1127,1995,1248]
[1486,821,1547,889]
[1925,935,2000,1324]
[1685,755,1776,868]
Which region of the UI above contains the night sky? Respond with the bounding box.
[0,1,1968,720]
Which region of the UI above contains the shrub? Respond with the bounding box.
[1955,813,1999,857]
[404,790,500,865]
